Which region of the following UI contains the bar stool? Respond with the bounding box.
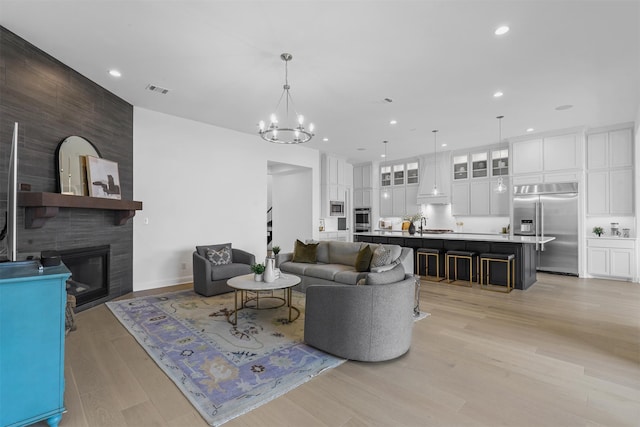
[416,248,444,282]
[479,253,515,293]
[445,250,478,287]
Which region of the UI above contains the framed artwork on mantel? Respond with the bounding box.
[86,156,121,200]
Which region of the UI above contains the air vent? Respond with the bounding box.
[145,84,170,95]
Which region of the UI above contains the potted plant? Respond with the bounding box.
[592,226,604,237]
[272,245,280,256]
[250,263,265,281]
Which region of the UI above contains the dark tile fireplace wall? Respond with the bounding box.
[0,26,134,311]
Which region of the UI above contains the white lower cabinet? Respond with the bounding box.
[586,238,636,280]
[587,169,633,215]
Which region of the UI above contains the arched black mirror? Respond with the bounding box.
[55,136,101,195]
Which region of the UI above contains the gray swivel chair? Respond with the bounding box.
[192,243,255,296]
[304,273,415,362]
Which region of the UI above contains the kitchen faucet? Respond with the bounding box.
[420,217,427,235]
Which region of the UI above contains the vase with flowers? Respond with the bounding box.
[403,213,422,235]
[592,226,604,237]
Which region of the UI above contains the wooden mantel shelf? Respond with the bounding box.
[18,192,143,229]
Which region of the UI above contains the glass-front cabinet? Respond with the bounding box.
[406,162,419,184]
[471,152,488,178]
[453,155,468,180]
[393,164,405,185]
[492,148,509,176]
[381,165,391,187]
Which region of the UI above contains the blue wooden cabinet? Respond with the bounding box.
[0,262,71,427]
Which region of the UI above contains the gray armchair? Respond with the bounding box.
[192,243,255,296]
[304,274,415,362]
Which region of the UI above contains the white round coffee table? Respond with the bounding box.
[226,273,301,325]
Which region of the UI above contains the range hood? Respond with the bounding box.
[416,151,451,205]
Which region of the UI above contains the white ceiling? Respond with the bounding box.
[1,1,638,164]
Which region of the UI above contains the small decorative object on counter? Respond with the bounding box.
[272,245,280,256]
[250,263,265,281]
[319,219,325,232]
[456,221,464,232]
[622,228,630,238]
[610,222,620,237]
[408,222,416,235]
[592,226,604,237]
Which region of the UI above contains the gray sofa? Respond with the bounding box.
[192,244,255,296]
[276,240,414,292]
[304,274,416,361]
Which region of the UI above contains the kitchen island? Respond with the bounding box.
[354,231,555,290]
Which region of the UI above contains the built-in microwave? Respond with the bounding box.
[329,201,345,216]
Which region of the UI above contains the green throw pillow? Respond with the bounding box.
[354,245,373,272]
[292,239,318,263]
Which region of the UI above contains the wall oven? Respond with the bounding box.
[329,201,345,216]
[354,208,371,232]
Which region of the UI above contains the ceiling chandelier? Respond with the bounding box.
[432,130,439,196]
[258,53,314,144]
[495,115,507,193]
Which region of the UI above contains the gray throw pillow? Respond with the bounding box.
[206,246,231,265]
[370,244,391,267]
[366,263,405,285]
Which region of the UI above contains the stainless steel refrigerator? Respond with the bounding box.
[513,182,579,275]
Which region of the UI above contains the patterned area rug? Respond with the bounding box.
[106,289,344,426]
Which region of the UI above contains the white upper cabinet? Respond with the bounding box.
[609,128,633,168]
[490,177,510,215]
[451,183,470,216]
[512,139,543,174]
[353,163,373,189]
[587,127,633,170]
[543,134,580,171]
[586,132,609,169]
[512,132,581,176]
[609,169,633,214]
[469,181,490,215]
[586,126,634,216]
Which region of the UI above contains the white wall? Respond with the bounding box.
[271,170,313,253]
[132,107,320,291]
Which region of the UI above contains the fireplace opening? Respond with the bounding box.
[55,245,110,307]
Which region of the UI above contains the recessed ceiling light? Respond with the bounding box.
[555,104,573,111]
[526,128,534,132]
[493,91,504,98]
[390,120,397,125]
[381,154,386,158]
[108,69,122,77]
[495,26,510,36]
[441,143,447,147]
[323,137,329,142]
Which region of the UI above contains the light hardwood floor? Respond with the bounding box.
[49,273,639,427]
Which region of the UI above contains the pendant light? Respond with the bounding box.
[432,130,439,196]
[382,140,389,199]
[495,115,507,193]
